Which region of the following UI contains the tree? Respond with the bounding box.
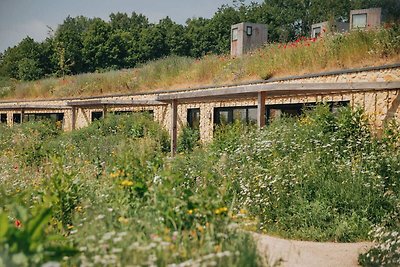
[53,16,91,74]
[208,5,241,54]
[185,17,215,58]
[82,18,113,71]
[158,17,190,56]
[17,58,43,81]
[0,37,43,80]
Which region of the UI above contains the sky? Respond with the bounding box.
[0,0,261,53]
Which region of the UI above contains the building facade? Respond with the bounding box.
[0,64,399,155]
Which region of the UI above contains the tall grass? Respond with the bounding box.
[0,114,261,266]
[1,26,399,100]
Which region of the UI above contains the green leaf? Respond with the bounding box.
[0,212,9,239]
[27,208,52,242]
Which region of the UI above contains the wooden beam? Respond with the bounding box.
[0,105,71,110]
[257,92,266,128]
[170,99,178,157]
[156,82,400,102]
[67,99,166,107]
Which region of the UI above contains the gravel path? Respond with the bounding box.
[253,233,373,267]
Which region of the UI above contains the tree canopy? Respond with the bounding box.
[0,0,399,81]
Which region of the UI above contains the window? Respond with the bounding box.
[113,110,154,118]
[214,102,350,126]
[331,101,349,114]
[312,26,322,38]
[267,103,305,123]
[91,111,103,122]
[23,113,64,123]
[352,13,367,28]
[246,26,253,36]
[13,114,21,124]
[0,114,7,123]
[187,108,200,129]
[232,28,238,41]
[214,106,259,125]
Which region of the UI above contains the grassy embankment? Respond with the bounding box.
[0,106,399,266]
[1,26,400,100]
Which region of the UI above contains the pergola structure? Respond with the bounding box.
[157,81,400,156]
[0,104,71,123]
[66,99,166,130]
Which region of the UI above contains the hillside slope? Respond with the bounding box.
[1,27,399,100]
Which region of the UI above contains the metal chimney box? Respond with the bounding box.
[311,21,349,38]
[231,22,268,57]
[350,8,382,30]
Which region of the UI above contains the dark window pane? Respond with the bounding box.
[0,114,7,123]
[187,108,200,129]
[13,114,21,124]
[352,13,367,28]
[92,111,103,122]
[233,109,246,123]
[248,108,257,124]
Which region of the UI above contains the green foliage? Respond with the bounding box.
[0,113,259,266]
[4,26,400,99]
[1,106,400,265]
[177,126,200,153]
[1,0,400,81]
[214,105,400,242]
[17,58,43,81]
[0,206,77,267]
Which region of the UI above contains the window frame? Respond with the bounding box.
[232,28,238,41]
[312,26,322,38]
[246,26,253,36]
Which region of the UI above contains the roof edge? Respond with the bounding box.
[0,62,399,104]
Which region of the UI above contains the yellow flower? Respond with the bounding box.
[121,180,134,187]
[214,207,228,215]
[118,216,129,224]
[75,206,83,212]
[187,209,193,215]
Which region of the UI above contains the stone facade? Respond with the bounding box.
[0,65,399,143]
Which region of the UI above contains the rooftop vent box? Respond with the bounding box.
[231,22,268,57]
[311,21,349,38]
[350,8,382,30]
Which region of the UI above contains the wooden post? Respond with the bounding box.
[170,99,178,157]
[21,109,25,123]
[257,91,266,128]
[72,107,76,130]
[103,105,107,119]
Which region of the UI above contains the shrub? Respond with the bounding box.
[177,126,200,153]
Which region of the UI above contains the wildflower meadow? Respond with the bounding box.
[0,106,399,266]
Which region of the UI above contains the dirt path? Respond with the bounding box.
[253,233,373,267]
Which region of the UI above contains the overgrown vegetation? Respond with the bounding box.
[0,114,260,266]
[1,25,400,100]
[1,107,399,266]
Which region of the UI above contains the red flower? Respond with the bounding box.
[15,219,22,228]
